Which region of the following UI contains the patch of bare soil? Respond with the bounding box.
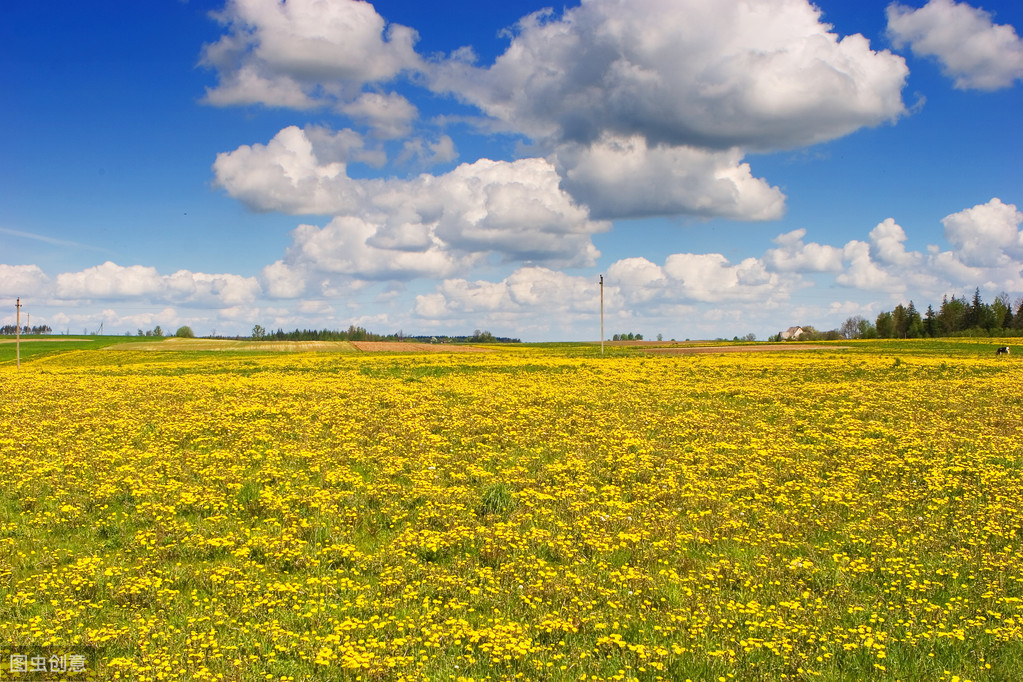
[351,341,491,352]
[643,344,849,354]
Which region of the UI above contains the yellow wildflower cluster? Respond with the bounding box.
[0,344,1020,680]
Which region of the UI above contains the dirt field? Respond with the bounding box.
[642,343,848,354]
[351,341,490,352]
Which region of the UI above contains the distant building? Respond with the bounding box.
[779,326,805,340]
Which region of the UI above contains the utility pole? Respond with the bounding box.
[599,275,604,356]
[15,298,21,369]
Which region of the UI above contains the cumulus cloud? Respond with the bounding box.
[831,200,1023,294]
[164,270,261,306]
[422,0,907,220]
[551,135,785,220]
[941,197,1023,267]
[216,127,608,283]
[432,0,908,151]
[887,0,1023,90]
[837,240,904,291]
[339,92,418,139]
[868,218,924,268]
[260,260,309,298]
[396,135,458,168]
[415,267,602,321]
[0,264,51,296]
[52,262,259,306]
[763,229,844,272]
[212,125,370,214]
[284,216,469,281]
[201,0,914,227]
[56,263,164,299]
[201,0,421,108]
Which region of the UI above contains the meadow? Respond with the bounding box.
[0,340,1021,681]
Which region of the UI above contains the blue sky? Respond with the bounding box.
[1,0,1021,340]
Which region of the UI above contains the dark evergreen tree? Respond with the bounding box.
[924,305,937,338]
[876,311,894,338]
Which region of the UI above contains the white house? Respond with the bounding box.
[779,326,805,340]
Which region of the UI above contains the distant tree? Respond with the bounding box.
[939,295,967,334]
[251,324,266,340]
[924,305,938,337]
[875,311,894,339]
[996,293,1013,328]
[800,326,821,340]
[968,288,982,328]
[152,325,163,338]
[471,329,496,342]
[175,326,195,338]
[859,318,878,339]
[657,333,663,341]
[840,316,865,339]
[892,304,908,338]
[906,301,924,338]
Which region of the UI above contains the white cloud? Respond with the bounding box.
[551,135,786,220]
[941,197,1023,267]
[201,0,421,108]
[56,262,164,299]
[216,127,609,281]
[432,0,907,151]
[339,92,418,139]
[415,267,603,322]
[423,0,906,221]
[51,262,260,307]
[164,270,261,306]
[396,135,458,168]
[260,260,309,298]
[0,264,51,296]
[212,125,369,215]
[763,229,844,272]
[887,0,1023,90]
[285,216,469,281]
[837,240,903,291]
[869,218,922,267]
[831,200,1023,295]
[660,253,783,303]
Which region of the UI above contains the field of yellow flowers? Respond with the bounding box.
[1,342,1021,681]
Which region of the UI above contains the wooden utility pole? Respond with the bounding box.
[15,298,21,369]
[599,275,604,355]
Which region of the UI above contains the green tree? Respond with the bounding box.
[858,317,877,339]
[924,305,938,337]
[175,325,195,338]
[906,301,924,338]
[939,295,966,334]
[875,311,894,338]
[251,324,266,340]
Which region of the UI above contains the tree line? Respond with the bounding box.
[827,289,1023,340]
[0,325,52,335]
[246,325,520,343]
